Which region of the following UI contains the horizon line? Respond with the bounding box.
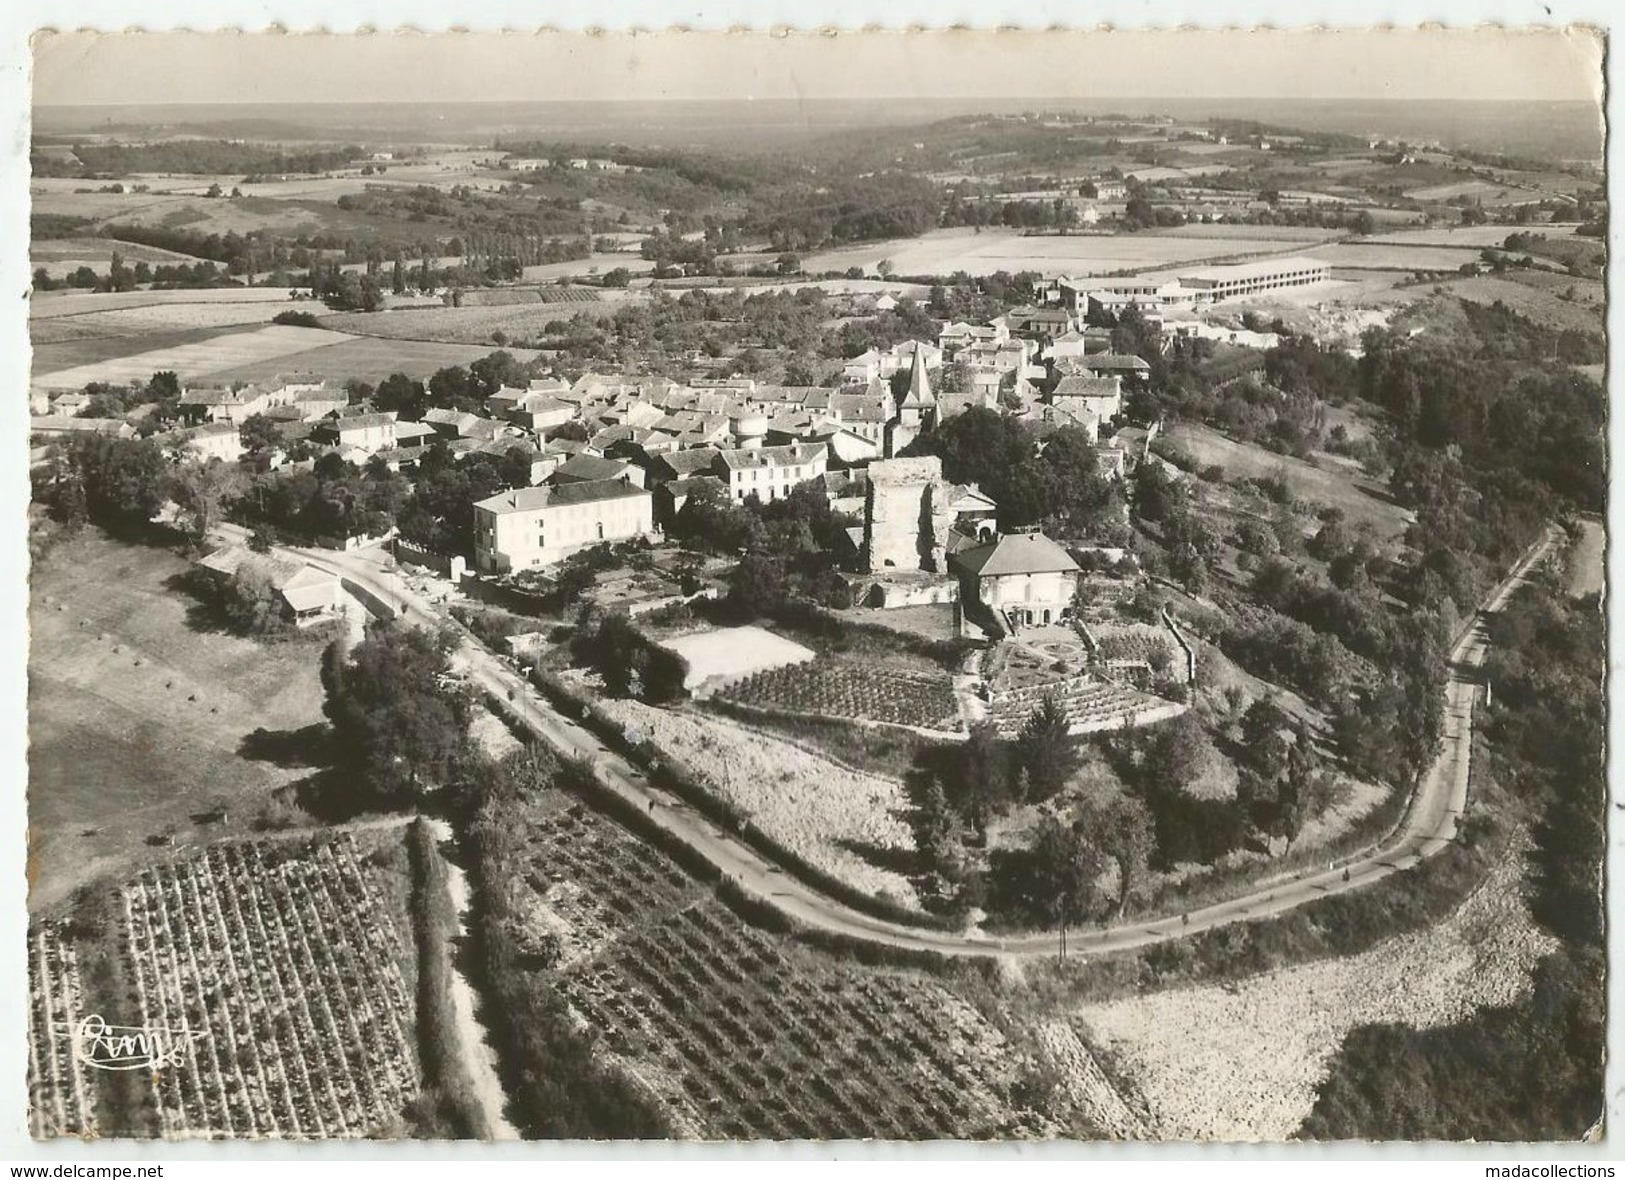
[33,95,1598,109]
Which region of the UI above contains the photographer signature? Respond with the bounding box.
[62,1014,209,1072]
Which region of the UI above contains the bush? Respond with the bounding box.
[272,310,322,327]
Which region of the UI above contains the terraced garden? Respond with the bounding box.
[718,659,962,732]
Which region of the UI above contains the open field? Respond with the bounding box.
[1403,179,1521,204]
[316,300,611,347]
[31,326,254,378]
[800,228,1330,278]
[520,255,657,282]
[1074,848,1556,1140]
[35,189,441,243]
[1303,242,1482,271]
[31,323,345,389]
[1163,423,1414,540]
[656,625,815,692]
[28,530,327,912]
[493,794,1057,1137]
[1358,224,1583,249]
[1438,274,1604,335]
[1145,225,1345,242]
[31,300,304,346]
[593,697,920,909]
[202,333,540,385]
[31,287,303,321]
[31,237,210,274]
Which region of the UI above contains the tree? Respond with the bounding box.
[320,625,471,806]
[221,561,286,636]
[239,413,282,460]
[170,459,245,545]
[1030,814,1107,927]
[1014,695,1078,803]
[375,373,428,419]
[726,552,789,618]
[1080,794,1155,915]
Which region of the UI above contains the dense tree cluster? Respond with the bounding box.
[901,409,1123,540]
[1303,579,1603,1139]
[320,624,472,807]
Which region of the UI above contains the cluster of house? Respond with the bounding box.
[31,303,1168,636]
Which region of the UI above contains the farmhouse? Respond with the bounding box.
[473,478,655,574]
[951,529,1082,630]
[195,545,344,626]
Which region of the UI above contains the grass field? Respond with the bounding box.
[1303,242,1483,271]
[31,301,302,347]
[31,325,252,377]
[30,287,302,321]
[801,228,1328,278]
[28,529,328,914]
[1438,274,1604,334]
[1163,423,1414,540]
[203,333,541,384]
[32,323,346,388]
[1073,849,1555,1139]
[31,237,210,274]
[316,301,609,346]
[1358,224,1583,249]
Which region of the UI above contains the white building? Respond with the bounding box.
[473,479,654,574]
[715,443,829,504]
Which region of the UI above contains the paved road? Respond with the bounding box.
[247,527,1556,960]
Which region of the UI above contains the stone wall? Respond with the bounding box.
[862,456,955,574]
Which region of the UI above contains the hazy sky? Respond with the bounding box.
[32,28,1605,106]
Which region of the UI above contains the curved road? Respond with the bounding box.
[249,525,1556,960]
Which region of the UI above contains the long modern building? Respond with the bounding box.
[1175,256,1330,300]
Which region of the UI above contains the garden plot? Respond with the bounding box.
[719,659,961,733]
[506,799,1054,1138]
[656,625,814,693]
[1073,849,1557,1141]
[32,324,346,389]
[117,835,418,1139]
[593,698,920,909]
